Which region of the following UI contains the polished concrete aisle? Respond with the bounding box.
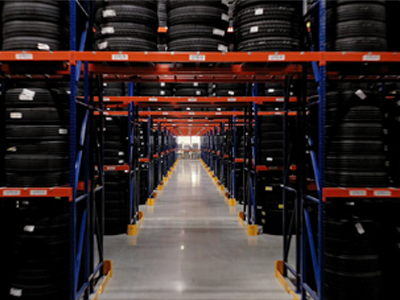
[100,160,291,300]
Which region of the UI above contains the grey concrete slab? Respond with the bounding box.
[100,160,292,300]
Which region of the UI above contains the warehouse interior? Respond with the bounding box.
[1,0,400,300]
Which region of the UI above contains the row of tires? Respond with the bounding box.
[2,0,396,52]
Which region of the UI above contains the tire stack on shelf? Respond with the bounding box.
[2,1,69,50]
[3,199,69,300]
[102,82,126,97]
[327,0,388,51]
[104,116,129,235]
[325,84,388,187]
[174,83,209,97]
[167,0,230,51]
[233,0,302,51]
[94,0,158,51]
[212,83,247,97]
[323,200,400,300]
[136,83,174,97]
[4,83,70,187]
[256,115,291,235]
[138,122,149,204]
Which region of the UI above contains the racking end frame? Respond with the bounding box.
[92,260,114,300]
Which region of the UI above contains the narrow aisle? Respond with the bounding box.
[101,160,292,300]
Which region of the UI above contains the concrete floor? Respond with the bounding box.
[100,160,292,300]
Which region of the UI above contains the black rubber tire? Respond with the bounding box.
[5,172,70,187]
[325,252,380,272]
[326,170,389,187]
[5,108,69,124]
[96,0,158,11]
[325,268,382,289]
[334,37,388,51]
[168,37,228,52]
[95,5,158,28]
[5,88,60,107]
[167,0,229,11]
[175,88,208,96]
[336,20,386,39]
[5,155,69,172]
[94,22,157,42]
[2,36,64,51]
[6,141,69,154]
[237,37,300,51]
[167,24,227,41]
[236,20,300,42]
[2,2,66,23]
[234,4,300,27]
[326,123,383,139]
[214,89,246,96]
[326,155,386,171]
[327,140,384,154]
[5,125,69,140]
[136,89,173,96]
[336,3,386,22]
[104,157,125,165]
[94,37,157,51]
[3,20,68,40]
[168,6,229,28]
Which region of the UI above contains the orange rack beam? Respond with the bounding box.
[104,165,130,172]
[322,188,400,202]
[0,187,73,202]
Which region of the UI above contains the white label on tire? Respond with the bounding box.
[7,146,17,152]
[38,43,50,51]
[267,157,273,161]
[112,54,128,61]
[355,89,367,100]
[59,128,68,135]
[19,89,36,101]
[31,190,47,196]
[268,54,286,61]
[98,41,108,50]
[221,13,229,22]
[101,26,115,35]
[118,152,124,156]
[349,190,367,196]
[16,53,33,60]
[218,44,228,52]
[24,225,35,232]
[160,90,166,96]
[106,117,112,121]
[10,112,22,119]
[196,90,202,96]
[255,8,264,15]
[160,82,166,87]
[3,190,20,196]
[355,223,365,235]
[213,28,225,37]
[228,91,235,96]
[250,26,259,33]
[193,83,199,87]
[221,0,229,7]
[10,288,22,297]
[103,9,116,18]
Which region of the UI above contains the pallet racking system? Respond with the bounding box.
[1,1,400,299]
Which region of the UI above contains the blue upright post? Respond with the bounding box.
[147,111,152,198]
[318,0,327,299]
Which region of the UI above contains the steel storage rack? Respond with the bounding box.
[278,1,400,300]
[0,2,110,300]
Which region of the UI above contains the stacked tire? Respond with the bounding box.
[136,83,173,97]
[94,0,158,51]
[4,83,70,187]
[2,1,69,50]
[233,0,302,51]
[167,0,230,51]
[4,199,69,300]
[325,85,388,187]
[258,115,283,167]
[327,0,388,51]
[104,116,128,235]
[174,83,209,97]
[139,164,149,205]
[212,83,247,97]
